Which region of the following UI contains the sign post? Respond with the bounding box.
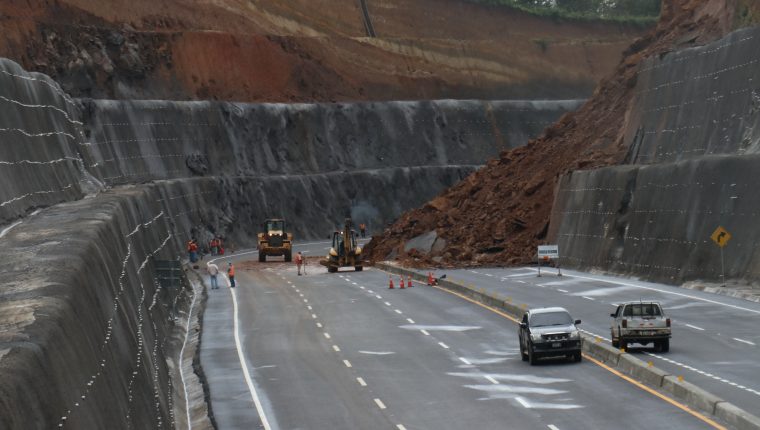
[710,226,732,287]
[537,245,560,277]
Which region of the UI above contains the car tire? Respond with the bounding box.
[328,266,337,273]
[259,253,265,262]
[528,344,537,366]
[355,266,363,271]
[619,340,627,351]
[661,339,670,352]
[284,251,292,262]
[611,337,619,348]
[520,342,528,361]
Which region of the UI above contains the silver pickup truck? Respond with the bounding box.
[610,301,671,352]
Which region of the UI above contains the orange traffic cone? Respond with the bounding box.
[407,275,413,287]
[388,275,394,289]
[400,275,405,289]
[427,272,433,286]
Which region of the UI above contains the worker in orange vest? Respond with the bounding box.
[295,251,304,276]
[227,262,236,288]
[187,239,198,263]
[359,223,366,238]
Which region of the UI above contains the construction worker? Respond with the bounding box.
[295,251,304,275]
[359,223,366,238]
[209,238,218,256]
[207,262,220,289]
[227,262,236,288]
[188,239,198,263]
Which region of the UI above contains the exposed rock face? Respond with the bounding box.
[364,0,743,269]
[0,0,647,102]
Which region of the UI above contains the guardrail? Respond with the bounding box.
[375,262,760,430]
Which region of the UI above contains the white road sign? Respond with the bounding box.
[537,245,559,259]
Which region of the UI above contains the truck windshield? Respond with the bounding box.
[267,220,284,231]
[623,304,662,317]
[530,311,573,327]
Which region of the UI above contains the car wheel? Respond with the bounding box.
[611,337,619,348]
[661,339,670,352]
[259,253,265,262]
[619,340,627,351]
[520,342,528,362]
[328,266,337,273]
[528,344,537,366]
[355,266,363,271]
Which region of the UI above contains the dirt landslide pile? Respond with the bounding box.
[364,0,741,268]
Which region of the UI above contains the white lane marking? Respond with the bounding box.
[299,293,304,297]
[400,324,481,332]
[333,345,341,352]
[307,305,312,310]
[352,282,358,285]
[540,269,760,315]
[360,286,366,290]
[485,375,499,384]
[733,337,756,346]
[374,398,387,409]
[557,289,568,293]
[395,309,403,314]
[420,330,430,336]
[368,290,375,294]
[384,301,392,306]
[516,280,527,284]
[343,360,352,368]
[324,333,331,339]
[312,314,317,319]
[548,425,561,430]
[228,281,272,430]
[515,397,531,408]
[357,377,367,386]
[359,351,395,355]
[316,323,323,328]
[397,425,407,430]
[376,295,383,299]
[582,296,595,301]
[0,220,23,239]
[438,342,450,349]
[685,324,704,331]
[406,318,415,324]
[304,299,308,303]
[459,357,472,365]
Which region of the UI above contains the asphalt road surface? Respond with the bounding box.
[199,242,724,430]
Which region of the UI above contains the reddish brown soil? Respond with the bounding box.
[0,0,647,102]
[364,0,743,268]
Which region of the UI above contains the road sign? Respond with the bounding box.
[537,245,559,259]
[710,226,731,248]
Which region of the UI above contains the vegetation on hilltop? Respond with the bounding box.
[466,0,661,25]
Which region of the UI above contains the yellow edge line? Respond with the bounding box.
[428,283,727,430]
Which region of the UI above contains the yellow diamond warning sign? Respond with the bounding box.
[711,226,731,248]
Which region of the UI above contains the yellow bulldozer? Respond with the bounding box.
[321,218,363,273]
[257,218,293,262]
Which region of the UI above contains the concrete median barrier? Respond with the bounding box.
[376,262,760,430]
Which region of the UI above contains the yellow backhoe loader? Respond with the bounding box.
[321,218,363,273]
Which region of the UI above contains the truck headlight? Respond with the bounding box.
[355,247,362,254]
[530,333,543,342]
[569,331,580,340]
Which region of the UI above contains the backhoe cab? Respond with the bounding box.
[257,218,293,262]
[321,218,363,273]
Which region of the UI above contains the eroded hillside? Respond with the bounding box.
[0,0,647,101]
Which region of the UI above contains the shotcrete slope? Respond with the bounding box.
[364,0,739,267]
[0,0,646,101]
[0,55,578,427]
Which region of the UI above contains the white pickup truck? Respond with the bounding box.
[610,301,671,352]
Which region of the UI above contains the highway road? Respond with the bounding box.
[427,266,760,415]
[199,241,725,430]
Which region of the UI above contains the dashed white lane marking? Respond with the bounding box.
[406,318,415,324]
[397,425,407,430]
[582,296,595,301]
[485,375,499,385]
[357,377,367,387]
[516,280,526,284]
[459,357,472,365]
[438,342,450,349]
[685,324,705,331]
[287,281,292,284]
[316,323,323,328]
[376,295,383,299]
[360,286,366,290]
[299,293,304,297]
[384,301,392,306]
[324,333,331,339]
[557,289,569,293]
[537,284,546,288]
[333,345,341,352]
[343,360,352,368]
[420,330,430,336]
[307,305,312,310]
[395,309,403,314]
[733,337,756,346]
[515,397,531,408]
[548,425,561,430]
[374,398,387,409]
[312,314,317,319]
[368,290,375,294]
[352,282,358,285]
[304,299,308,303]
